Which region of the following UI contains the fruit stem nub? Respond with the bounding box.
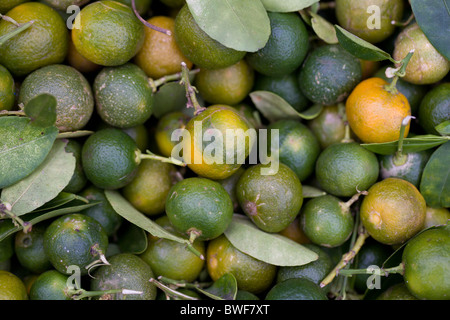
[180,62,206,116]
[384,50,415,95]
[393,115,415,165]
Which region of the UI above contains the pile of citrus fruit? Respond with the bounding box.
[0,0,448,302]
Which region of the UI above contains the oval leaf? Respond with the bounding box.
[335,25,393,62]
[420,142,450,208]
[435,120,450,136]
[1,139,76,216]
[33,192,89,213]
[410,0,450,60]
[302,185,327,198]
[249,90,322,122]
[224,214,318,266]
[24,93,57,128]
[104,190,203,258]
[57,130,94,139]
[361,135,449,155]
[117,222,148,255]
[0,117,58,189]
[260,0,319,12]
[197,273,237,300]
[310,12,338,44]
[186,0,271,52]
[152,81,189,119]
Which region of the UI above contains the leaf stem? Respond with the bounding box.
[139,150,187,167]
[180,62,206,116]
[149,68,200,93]
[393,115,415,165]
[131,0,171,36]
[149,278,199,300]
[384,50,415,94]
[0,202,32,233]
[0,110,26,117]
[0,19,34,46]
[337,263,405,277]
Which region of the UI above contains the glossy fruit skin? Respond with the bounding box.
[155,111,191,158]
[300,195,354,248]
[0,2,69,77]
[267,120,320,182]
[236,163,303,233]
[195,59,255,106]
[183,105,253,180]
[79,185,123,237]
[94,63,153,129]
[139,216,205,282]
[315,142,379,197]
[63,140,88,194]
[298,44,362,105]
[335,0,404,44]
[72,0,145,67]
[393,23,450,85]
[379,150,431,188]
[0,270,28,300]
[402,226,450,300]
[360,178,426,245]
[276,243,333,287]
[265,278,327,300]
[19,64,94,132]
[0,65,15,111]
[91,253,157,300]
[346,77,411,144]
[418,83,450,135]
[253,71,309,112]
[123,160,177,216]
[174,4,245,70]
[81,128,140,190]
[29,270,71,300]
[165,177,234,241]
[246,11,309,77]
[14,224,52,274]
[43,213,109,275]
[135,15,193,79]
[307,105,347,149]
[207,235,277,294]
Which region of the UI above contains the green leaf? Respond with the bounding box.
[361,135,449,155]
[32,192,89,213]
[0,117,58,189]
[410,0,450,60]
[302,185,327,198]
[57,130,94,139]
[310,12,338,44]
[249,90,323,122]
[224,214,318,266]
[104,190,202,256]
[117,222,148,255]
[197,273,238,300]
[260,0,319,12]
[420,142,450,208]
[185,0,271,52]
[335,25,394,62]
[152,81,189,119]
[0,201,100,242]
[1,139,76,216]
[23,93,57,128]
[435,120,450,136]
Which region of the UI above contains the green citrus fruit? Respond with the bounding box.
[43,213,109,275]
[14,223,52,274]
[418,82,450,135]
[335,0,404,44]
[123,159,177,216]
[298,44,362,105]
[155,111,191,158]
[236,290,260,300]
[0,65,15,111]
[195,59,254,106]
[94,63,153,129]
[206,234,277,294]
[72,0,145,66]
[139,216,205,282]
[90,253,157,300]
[216,166,246,212]
[79,185,123,236]
[63,140,88,194]
[174,4,245,70]
[236,162,303,233]
[114,0,152,15]
[360,178,426,245]
[29,270,71,300]
[315,142,379,197]
[402,225,450,300]
[40,0,90,11]
[19,64,94,132]
[134,15,193,79]
[253,71,309,112]
[0,0,28,14]
[393,23,450,85]
[165,177,234,241]
[246,11,309,77]
[423,207,450,229]
[278,217,311,245]
[307,105,348,149]
[81,128,141,190]
[267,119,321,182]
[377,283,418,300]
[67,38,101,74]
[265,278,327,300]
[0,270,28,300]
